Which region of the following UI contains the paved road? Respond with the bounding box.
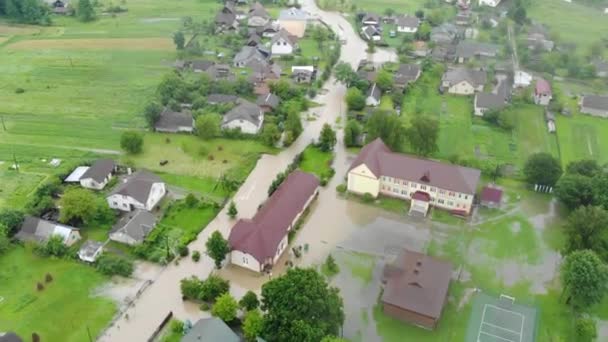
[99,2,395,340]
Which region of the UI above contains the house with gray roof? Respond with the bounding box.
[474,93,506,116]
[207,94,239,105]
[182,317,240,342]
[366,83,382,107]
[526,25,554,52]
[292,66,315,84]
[222,99,264,134]
[248,2,271,27]
[396,15,419,33]
[580,95,608,118]
[594,60,608,78]
[361,13,380,26]
[455,41,500,63]
[233,46,270,67]
[394,64,421,89]
[79,159,116,190]
[361,25,381,41]
[109,209,157,245]
[16,216,81,246]
[278,7,308,37]
[107,170,166,212]
[215,3,238,32]
[256,93,280,112]
[441,67,486,95]
[431,23,460,45]
[271,28,298,56]
[155,108,194,133]
[78,240,104,262]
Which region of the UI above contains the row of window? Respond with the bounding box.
[380,177,468,200]
[380,187,468,209]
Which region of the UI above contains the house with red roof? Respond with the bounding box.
[480,185,503,208]
[228,171,320,273]
[534,78,552,106]
[347,138,480,216]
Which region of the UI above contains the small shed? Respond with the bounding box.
[64,166,90,183]
[78,240,104,263]
[480,185,503,208]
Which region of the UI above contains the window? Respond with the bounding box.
[243,257,248,264]
[449,192,455,197]
[458,194,462,198]
[448,201,454,206]
[430,187,436,192]
[438,199,445,204]
[439,190,446,195]
[403,180,408,186]
[464,195,468,200]
[421,185,427,190]
[394,178,399,183]
[113,202,118,206]
[401,190,407,195]
[411,183,417,189]
[393,188,399,193]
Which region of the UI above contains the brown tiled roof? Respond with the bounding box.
[481,186,503,203]
[228,171,319,264]
[382,249,452,319]
[350,138,481,194]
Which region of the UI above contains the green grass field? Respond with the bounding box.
[0,171,46,209]
[0,246,116,342]
[299,145,334,180]
[556,112,608,167]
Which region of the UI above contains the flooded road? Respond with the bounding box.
[99,2,397,340]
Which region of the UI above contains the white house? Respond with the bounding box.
[514,70,532,88]
[228,171,319,273]
[396,15,420,33]
[479,0,501,7]
[366,83,382,107]
[15,216,81,247]
[362,25,381,41]
[78,240,104,262]
[78,159,116,190]
[222,100,264,134]
[270,29,298,56]
[441,67,486,95]
[106,170,166,212]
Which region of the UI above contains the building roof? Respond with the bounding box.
[278,7,308,21]
[271,28,297,47]
[394,64,421,85]
[215,10,237,26]
[367,83,382,102]
[80,159,115,183]
[110,209,157,243]
[545,110,555,121]
[442,67,486,88]
[350,138,481,194]
[455,41,499,59]
[234,46,268,65]
[535,78,551,95]
[475,92,505,110]
[155,108,193,131]
[256,93,280,109]
[481,186,503,204]
[228,171,319,264]
[395,15,419,28]
[207,94,239,104]
[16,216,79,244]
[190,60,215,72]
[431,23,459,42]
[362,13,380,23]
[109,170,163,204]
[249,2,270,18]
[0,332,22,342]
[182,317,240,342]
[594,60,608,73]
[223,99,263,126]
[78,240,104,258]
[64,166,90,182]
[382,249,452,319]
[362,25,380,38]
[581,95,608,111]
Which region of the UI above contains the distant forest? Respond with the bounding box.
[0,0,52,25]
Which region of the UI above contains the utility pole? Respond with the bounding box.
[86,326,93,342]
[1,116,6,131]
[12,152,19,172]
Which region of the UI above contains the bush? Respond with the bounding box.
[320,178,328,186]
[336,184,347,193]
[362,193,374,203]
[170,319,184,334]
[34,235,68,257]
[45,273,53,283]
[96,254,134,277]
[199,275,230,302]
[200,302,211,311]
[120,131,144,154]
[15,88,25,94]
[211,293,238,323]
[180,276,204,300]
[228,201,238,219]
[185,193,199,208]
[575,316,597,342]
[177,244,189,257]
[192,250,201,262]
[323,254,340,277]
[239,290,259,311]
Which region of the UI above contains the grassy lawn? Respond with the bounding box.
[528,0,608,55]
[349,0,428,14]
[0,246,116,342]
[159,200,219,240]
[341,252,376,285]
[299,145,334,180]
[124,135,277,180]
[556,112,608,168]
[0,170,46,209]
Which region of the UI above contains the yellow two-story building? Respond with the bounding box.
[347,139,481,216]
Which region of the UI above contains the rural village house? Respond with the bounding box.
[291,66,316,83]
[233,46,270,67]
[361,13,380,26]
[526,25,554,52]
[247,2,271,27]
[394,63,422,89]
[594,60,608,78]
[478,0,501,7]
[215,3,239,32]
[278,7,308,38]
[454,41,499,64]
[270,29,298,56]
[480,185,503,208]
[474,92,506,116]
[382,249,453,329]
[222,99,264,134]
[534,78,552,106]
[441,67,486,95]
[361,25,381,41]
[430,23,459,45]
[64,159,117,190]
[228,171,320,273]
[207,94,239,105]
[366,83,382,107]
[514,70,532,88]
[16,216,81,246]
[347,138,480,216]
[580,95,608,118]
[395,15,420,33]
[78,240,104,263]
[182,317,240,342]
[109,209,157,245]
[154,107,194,133]
[256,93,280,112]
[107,170,166,212]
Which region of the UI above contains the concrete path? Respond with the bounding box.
[99,2,396,340]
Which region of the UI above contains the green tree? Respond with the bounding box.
[0,209,24,236]
[284,111,303,139]
[243,309,264,342]
[406,116,439,156]
[260,123,281,147]
[567,160,601,177]
[333,62,359,87]
[35,235,68,257]
[561,250,608,309]
[239,290,259,311]
[555,174,596,209]
[205,231,229,268]
[365,110,407,151]
[0,225,10,255]
[345,87,365,111]
[575,316,597,342]
[180,276,204,300]
[564,206,608,261]
[523,153,562,186]
[593,173,608,210]
[195,113,222,140]
[77,0,96,22]
[199,275,230,302]
[173,31,185,50]
[144,101,162,128]
[318,124,337,152]
[343,119,362,147]
[4,0,51,25]
[322,254,340,277]
[415,22,431,41]
[59,188,98,226]
[211,293,238,322]
[227,201,238,219]
[157,73,187,105]
[375,69,394,91]
[261,268,345,341]
[96,254,134,277]
[120,131,144,154]
[321,337,349,342]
